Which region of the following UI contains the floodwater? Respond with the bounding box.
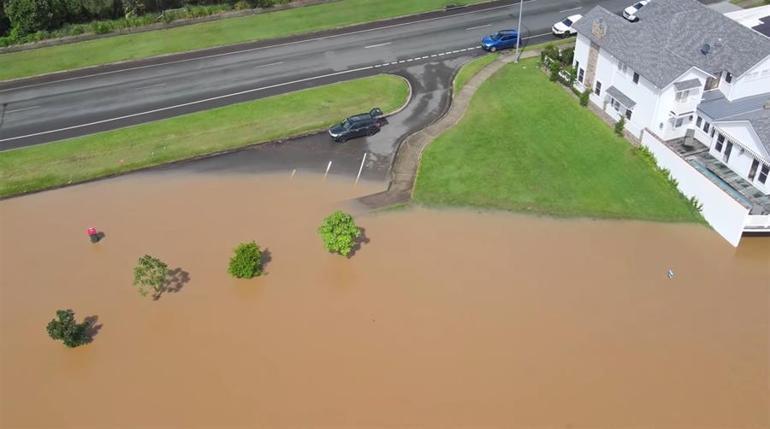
[1,173,768,428]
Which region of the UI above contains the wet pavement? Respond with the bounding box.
[149,56,472,183]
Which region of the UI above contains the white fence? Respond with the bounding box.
[641,130,750,246]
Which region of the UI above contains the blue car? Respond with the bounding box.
[481,30,519,52]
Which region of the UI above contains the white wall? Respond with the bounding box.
[710,122,770,194]
[727,56,770,101]
[641,130,750,247]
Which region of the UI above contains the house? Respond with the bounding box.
[571,0,770,245]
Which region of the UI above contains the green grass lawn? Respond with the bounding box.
[0,74,408,198]
[453,53,498,94]
[414,60,703,223]
[0,0,484,81]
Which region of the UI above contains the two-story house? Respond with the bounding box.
[571,0,770,245]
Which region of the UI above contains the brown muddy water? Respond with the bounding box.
[0,174,768,428]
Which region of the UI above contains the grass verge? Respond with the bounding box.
[453,53,498,94]
[414,59,703,223]
[0,0,485,81]
[0,74,409,198]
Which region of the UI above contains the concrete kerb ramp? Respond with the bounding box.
[357,50,540,209]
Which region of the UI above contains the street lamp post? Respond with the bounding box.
[514,0,524,62]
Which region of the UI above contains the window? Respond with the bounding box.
[759,164,769,184]
[617,61,627,73]
[595,81,602,96]
[715,133,725,152]
[675,117,684,128]
[696,116,702,127]
[748,159,760,181]
[625,109,633,120]
[710,127,716,137]
[578,68,584,83]
[575,60,580,71]
[633,72,640,84]
[723,141,733,162]
[702,120,710,133]
[725,72,733,83]
[675,89,689,102]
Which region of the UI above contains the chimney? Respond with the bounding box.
[592,18,607,39]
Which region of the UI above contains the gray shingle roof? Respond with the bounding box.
[573,0,770,89]
[698,90,770,155]
[674,78,702,91]
[606,86,636,108]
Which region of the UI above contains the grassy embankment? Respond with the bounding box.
[0,75,409,198]
[414,60,703,223]
[0,0,486,81]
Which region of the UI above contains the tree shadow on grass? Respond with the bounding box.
[347,228,370,258]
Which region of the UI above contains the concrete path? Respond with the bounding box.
[357,50,539,208]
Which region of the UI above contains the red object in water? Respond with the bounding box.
[87,227,97,236]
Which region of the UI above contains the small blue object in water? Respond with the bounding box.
[667,269,675,279]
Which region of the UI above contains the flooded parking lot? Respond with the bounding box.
[1,173,768,428]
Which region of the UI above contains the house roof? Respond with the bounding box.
[699,90,770,155]
[605,86,636,108]
[573,0,770,89]
[673,78,702,91]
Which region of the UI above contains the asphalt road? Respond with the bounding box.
[0,0,642,149]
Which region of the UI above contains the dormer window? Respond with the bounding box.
[725,72,733,83]
[675,89,690,102]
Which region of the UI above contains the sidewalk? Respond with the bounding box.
[358,50,540,209]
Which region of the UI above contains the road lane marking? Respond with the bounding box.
[364,42,392,49]
[465,23,492,30]
[6,106,40,114]
[0,65,375,144]
[559,6,582,13]
[0,0,544,92]
[254,61,284,69]
[137,83,167,90]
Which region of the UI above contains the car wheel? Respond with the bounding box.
[490,46,497,52]
[367,127,377,136]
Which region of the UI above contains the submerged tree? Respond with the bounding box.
[318,211,361,257]
[228,241,263,279]
[46,309,91,348]
[133,254,169,298]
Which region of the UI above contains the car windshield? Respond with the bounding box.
[563,18,573,26]
[341,119,352,129]
[492,32,504,40]
[634,2,644,8]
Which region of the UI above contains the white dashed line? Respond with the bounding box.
[6,105,40,114]
[254,61,284,69]
[364,42,392,49]
[465,23,492,31]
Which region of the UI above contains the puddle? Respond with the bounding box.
[1,173,768,428]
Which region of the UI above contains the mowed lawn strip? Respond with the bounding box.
[0,0,484,81]
[414,60,702,223]
[0,74,408,198]
[453,53,498,94]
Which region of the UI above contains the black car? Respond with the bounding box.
[328,108,385,143]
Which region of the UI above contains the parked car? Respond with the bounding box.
[328,108,385,143]
[623,1,649,21]
[551,14,582,38]
[481,30,519,52]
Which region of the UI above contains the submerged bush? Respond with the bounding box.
[46,309,91,348]
[228,241,263,278]
[318,211,361,257]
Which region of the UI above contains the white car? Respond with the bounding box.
[552,14,582,38]
[623,0,649,21]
